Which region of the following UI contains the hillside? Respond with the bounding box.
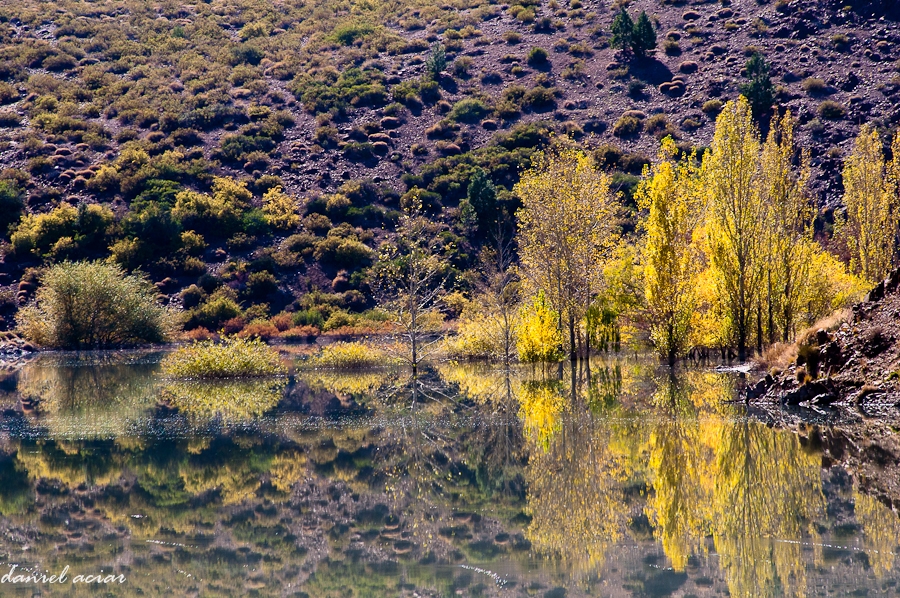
[749,266,900,409]
[0,0,898,333]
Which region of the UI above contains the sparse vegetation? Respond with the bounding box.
[0,0,892,368]
[818,100,846,120]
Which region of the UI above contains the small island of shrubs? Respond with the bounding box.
[161,335,286,379]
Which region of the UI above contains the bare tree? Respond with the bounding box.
[373,197,447,376]
[475,213,520,367]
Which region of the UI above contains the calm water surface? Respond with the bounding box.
[0,352,897,597]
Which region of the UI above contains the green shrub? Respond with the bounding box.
[425,42,447,79]
[0,111,21,127]
[184,291,244,331]
[503,31,521,44]
[342,142,376,161]
[449,98,492,123]
[161,335,285,379]
[522,86,556,110]
[11,202,114,258]
[17,261,173,349]
[291,67,388,114]
[701,99,723,116]
[0,180,24,235]
[244,271,279,300]
[831,33,850,51]
[613,114,643,137]
[329,21,376,46]
[526,46,548,66]
[313,236,374,268]
[739,53,775,119]
[818,100,845,120]
[172,177,251,236]
[801,77,828,94]
[292,308,325,330]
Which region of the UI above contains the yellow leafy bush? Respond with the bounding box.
[445,300,515,359]
[516,292,563,363]
[161,336,286,379]
[305,341,397,368]
[262,186,301,230]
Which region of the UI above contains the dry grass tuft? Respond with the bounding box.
[756,308,850,370]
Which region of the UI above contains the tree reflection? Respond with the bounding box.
[711,418,825,597]
[854,490,900,577]
[522,365,830,596]
[645,373,712,571]
[525,364,638,574]
[16,354,160,437]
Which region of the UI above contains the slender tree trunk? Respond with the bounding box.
[585,324,591,381]
[569,315,576,362]
[767,270,775,345]
[756,302,763,356]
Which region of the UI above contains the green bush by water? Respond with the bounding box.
[17,260,173,349]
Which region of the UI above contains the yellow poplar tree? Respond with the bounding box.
[637,138,704,365]
[760,110,813,343]
[703,96,767,360]
[836,124,900,284]
[515,148,619,361]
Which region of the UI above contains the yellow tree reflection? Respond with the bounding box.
[712,419,825,598]
[854,490,900,577]
[645,373,713,571]
[525,367,639,574]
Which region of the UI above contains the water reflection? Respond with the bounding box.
[160,378,287,421]
[0,355,893,596]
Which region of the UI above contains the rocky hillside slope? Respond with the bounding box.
[0,0,899,331]
[749,267,900,410]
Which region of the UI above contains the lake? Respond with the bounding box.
[0,351,896,597]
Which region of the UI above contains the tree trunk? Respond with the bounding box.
[756,302,763,356]
[569,315,576,362]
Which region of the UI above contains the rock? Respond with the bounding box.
[747,377,771,400]
[820,341,845,371]
[783,380,837,405]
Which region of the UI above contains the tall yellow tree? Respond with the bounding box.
[836,124,900,284]
[703,96,767,360]
[637,138,704,365]
[760,110,813,343]
[515,148,620,361]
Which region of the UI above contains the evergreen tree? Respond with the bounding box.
[467,168,498,230]
[610,8,635,54]
[425,42,446,80]
[633,11,657,58]
[739,53,775,121]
